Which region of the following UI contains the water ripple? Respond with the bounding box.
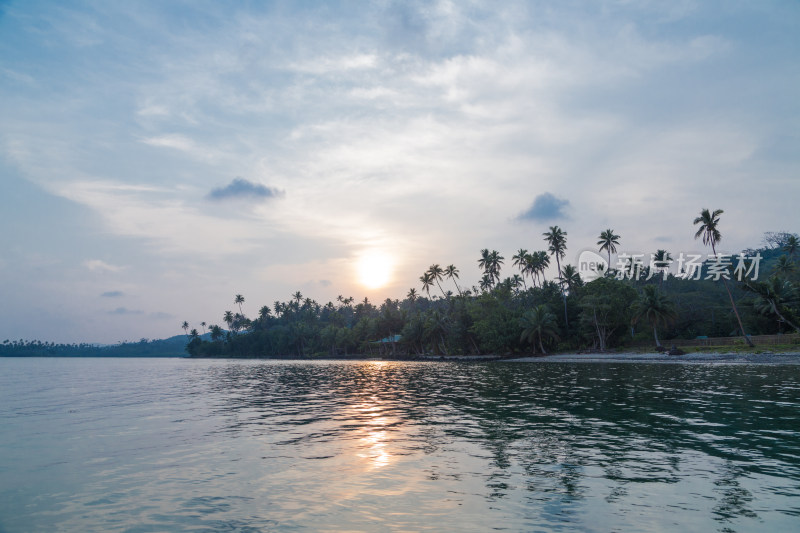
[0,358,799,531]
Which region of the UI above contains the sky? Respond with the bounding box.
[1,0,798,344]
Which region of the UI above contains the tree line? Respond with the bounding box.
[184,209,800,358]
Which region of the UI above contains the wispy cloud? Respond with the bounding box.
[207,178,284,202]
[84,259,124,273]
[108,307,142,315]
[517,193,570,222]
[101,290,124,298]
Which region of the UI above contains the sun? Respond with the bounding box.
[357,251,393,289]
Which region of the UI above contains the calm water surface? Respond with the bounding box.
[1,358,799,532]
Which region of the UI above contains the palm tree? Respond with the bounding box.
[200,321,207,334]
[561,264,582,294]
[292,291,303,305]
[478,249,504,287]
[479,274,493,293]
[259,306,272,321]
[510,274,524,293]
[181,321,189,337]
[544,226,568,276]
[520,305,560,354]
[209,324,223,341]
[597,229,620,270]
[631,285,677,348]
[488,251,504,285]
[444,264,463,296]
[407,288,418,302]
[427,264,448,298]
[234,294,245,315]
[783,235,799,261]
[652,249,673,282]
[420,271,434,296]
[478,248,491,276]
[223,311,234,331]
[544,226,569,326]
[528,251,550,286]
[512,249,529,289]
[693,208,754,346]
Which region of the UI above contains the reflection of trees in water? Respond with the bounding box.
[197,361,799,521]
[713,461,757,522]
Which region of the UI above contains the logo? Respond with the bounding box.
[577,250,607,282]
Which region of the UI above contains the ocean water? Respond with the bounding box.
[0,357,799,532]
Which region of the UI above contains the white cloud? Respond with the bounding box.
[84,259,124,273]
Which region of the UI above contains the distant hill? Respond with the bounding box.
[0,333,217,357]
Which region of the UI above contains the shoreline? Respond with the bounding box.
[178,350,800,364]
[506,351,800,364]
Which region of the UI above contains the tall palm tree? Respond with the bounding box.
[223,311,234,331]
[427,264,448,298]
[181,321,190,337]
[292,291,303,305]
[234,294,245,315]
[520,305,560,355]
[693,208,754,347]
[478,249,504,287]
[512,249,529,289]
[597,229,620,270]
[488,251,504,285]
[478,248,491,276]
[631,285,677,348]
[407,288,418,302]
[530,251,550,286]
[420,271,434,297]
[544,226,569,326]
[200,321,207,334]
[544,226,568,276]
[444,264,463,296]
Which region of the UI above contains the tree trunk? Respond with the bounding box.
[769,302,800,334]
[713,244,754,348]
[653,325,661,348]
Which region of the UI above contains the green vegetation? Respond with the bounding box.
[184,214,800,358]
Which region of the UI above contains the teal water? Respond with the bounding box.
[1,358,799,532]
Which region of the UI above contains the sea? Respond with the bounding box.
[1,357,799,532]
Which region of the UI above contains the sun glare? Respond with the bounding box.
[357,251,393,289]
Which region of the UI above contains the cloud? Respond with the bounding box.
[108,307,142,315]
[517,193,570,222]
[207,178,284,202]
[101,291,124,298]
[84,259,124,272]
